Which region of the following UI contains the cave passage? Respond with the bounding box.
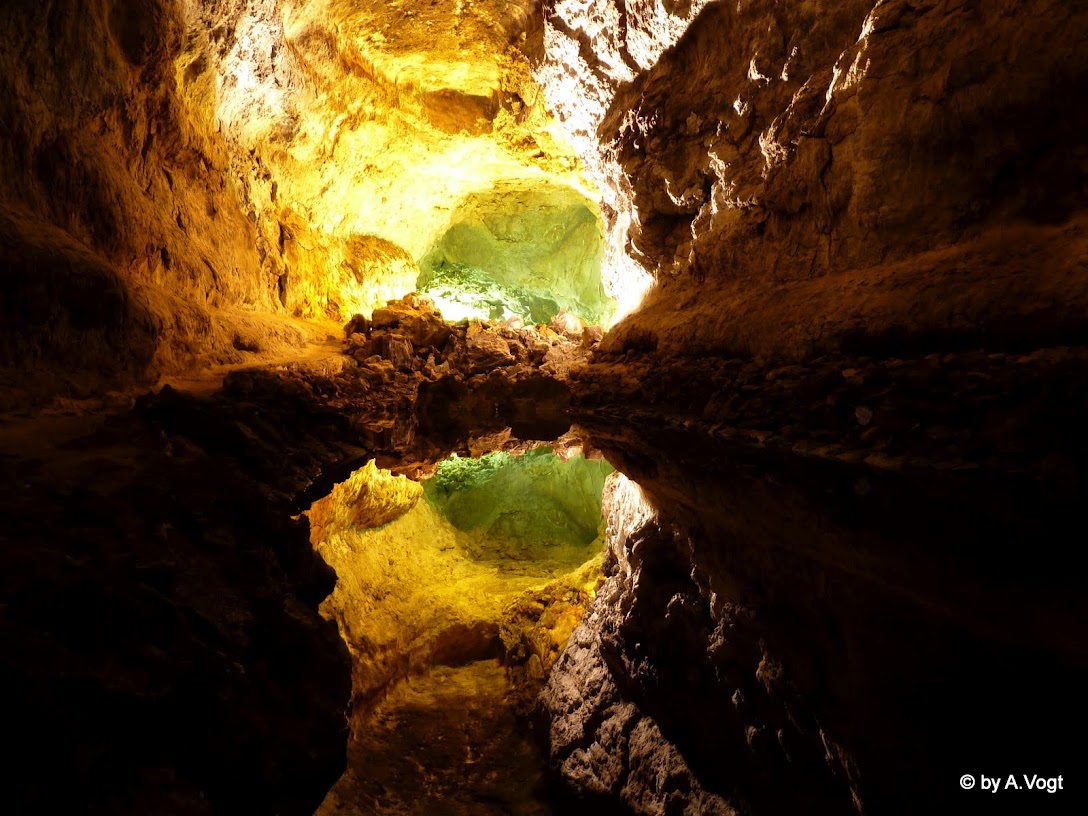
[308,445,614,815]
[415,180,613,326]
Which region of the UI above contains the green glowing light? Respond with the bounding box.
[418,261,561,324]
[432,451,514,494]
[416,181,616,326]
[425,447,614,557]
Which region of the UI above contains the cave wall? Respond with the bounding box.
[533,2,1088,814]
[534,0,1088,358]
[0,0,297,406]
[418,180,612,324]
[3,1,1085,813]
[544,415,1088,815]
[1,374,368,814]
[0,0,607,408]
[0,292,596,815]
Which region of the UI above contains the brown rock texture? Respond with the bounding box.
[531,2,1088,814]
[0,0,598,408]
[0,377,363,814]
[3,0,1088,814]
[0,0,317,406]
[0,319,589,814]
[534,0,1088,357]
[339,294,592,461]
[543,403,1088,814]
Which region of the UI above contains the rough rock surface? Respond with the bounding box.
[301,312,614,815]
[542,402,1088,814]
[340,294,597,464]
[527,6,1088,812]
[316,661,558,816]
[0,301,595,815]
[0,0,333,407]
[0,0,603,409]
[542,474,736,816]
[4,1,1088,814]
[535,0,1088,358]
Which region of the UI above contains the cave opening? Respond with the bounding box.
[307,444,615,814]
[415,180,613,327]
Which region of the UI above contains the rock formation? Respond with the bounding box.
[534,0,1088,360]
[0,0,612,409]
[530,2,1088,813]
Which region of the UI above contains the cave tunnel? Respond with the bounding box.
[416,179,613,327]
[2,1,1087,815]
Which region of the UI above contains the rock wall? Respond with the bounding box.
[0,0,302,406]
[0,290,597,815]
[544,410,1088,814]
[1,373,367,814]
[534,0,1088,357]
[534,2,1088,813]
[4,1,1086,813]
[0,0,604,407]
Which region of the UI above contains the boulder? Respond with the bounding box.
[465,324,515,374]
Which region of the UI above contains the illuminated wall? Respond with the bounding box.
[418,180,611,325]
[181,0,633,326]
[309,447,613,712]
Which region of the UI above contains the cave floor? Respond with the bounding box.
[155,324,348,396]
[316,660,554,816]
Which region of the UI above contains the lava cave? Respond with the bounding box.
[2,1,1086,815]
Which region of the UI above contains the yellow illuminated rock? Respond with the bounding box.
[308,459,422,532]
[1,0,653,407]
[179,0,618,325]
[306,449,613,813]
[307,450,609,719]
